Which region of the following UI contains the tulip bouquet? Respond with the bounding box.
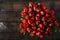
[19,2,58,38]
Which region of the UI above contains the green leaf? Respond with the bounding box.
[23,32,25,35]
[20,18,22,20]
[38,3,40,6]
[52,26,57,32]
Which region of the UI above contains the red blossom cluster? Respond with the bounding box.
[19,2,58,38]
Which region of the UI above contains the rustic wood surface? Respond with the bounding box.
[0,0,60,40]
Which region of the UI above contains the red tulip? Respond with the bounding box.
[40,34,43,38]
[29,2,33,7]
[49,23,53,27]
[28,12,34,16]
[23,23,28,29]
[28,19,31,24]
[19,23,23,27]
[36,9,40,12]
[39,24,43,28]
[29,8,33,12]
[54,21,58,26]
[28,19,34,24]
[27,28,31,32]
[40,29,44,32]
[23,7,28,12]
[31,23,35,27]
[52,16,56,20]
[33,5,37,10]
[25,16,29,19]
[30,32,35,37]
[36,13,40,17]
[41,17,46,21]
[45,9,49,13]
[40,3,44,8]
[32,26,36,30]
[35,16,40,20]
[45,31,50,35]
[20,28,25,33]
[45,13,50,17]
[32,31,36,34]
[22,19,27,24]
[31,17,34,21]
[46,27,50,32]
[40,11,44,15]
[50,10,54,15]
[48,17,52,21]
[20,12,26,17]
[37,28,41,31]
[43,21,47,26]
[36,32,40,36]
[36,20,40,25]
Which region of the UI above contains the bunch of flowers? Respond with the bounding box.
[19,2,58,38]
